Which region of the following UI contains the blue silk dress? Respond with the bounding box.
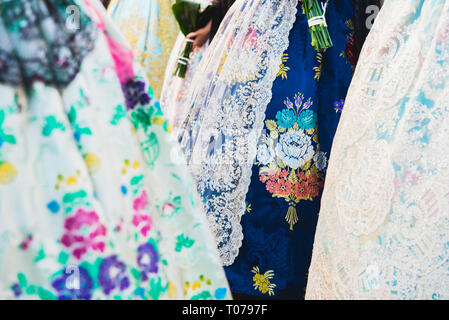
[225,0,355,299]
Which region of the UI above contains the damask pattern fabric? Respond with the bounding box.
[224,0,355,298]
[0,0,230,300]
[306,0,449,300]
[108,0,179,99]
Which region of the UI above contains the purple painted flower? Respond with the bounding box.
[11,283,22,297]
[122,79,151,110]
[137,243,159,281]
[51,266,93,300]
[99,255,130,295]
[333,99,345,113]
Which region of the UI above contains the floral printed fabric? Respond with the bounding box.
[224,1,355,298]
[0,0,230,300]
[108,0,179,99]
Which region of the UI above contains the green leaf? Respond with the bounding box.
[58,251,69,265]
[191,290,213,300]
[34,247,46,262]
[68,107,77,124]
[37,287,56,300]
[265,120,278,131]
[26,285,37,295]
[17,273,27,288]
[80,127,92,135]
[3,134,16,144]
[130,175,144,186]
[131,268,141,281]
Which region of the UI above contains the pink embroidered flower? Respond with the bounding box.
[279,169,289,179]
[266,180,278,195]
[132,191,153,237]
[274,179,292,197]
[61,208,107,260]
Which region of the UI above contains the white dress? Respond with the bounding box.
[306,0,449,300]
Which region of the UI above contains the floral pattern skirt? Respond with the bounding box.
[0,0,230,300]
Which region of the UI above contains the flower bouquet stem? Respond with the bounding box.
[172,0,214,78]
[303,0,333,52]
[173,38,194,78]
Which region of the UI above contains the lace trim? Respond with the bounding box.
[178,0,298,266]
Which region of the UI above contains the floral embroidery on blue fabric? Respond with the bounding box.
[333,99,345,113]
[251,266,276,296]
[256,92,326,230]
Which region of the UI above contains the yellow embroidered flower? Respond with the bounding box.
[251,266,276,296]
[0,161,18,184]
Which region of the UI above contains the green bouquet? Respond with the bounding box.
[303,0,333,52]
[172,0,214,78]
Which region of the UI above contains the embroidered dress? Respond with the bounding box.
[178,0,354,298]
[0,0,230,300]
[307,0,449,300]
[108,0,179,99]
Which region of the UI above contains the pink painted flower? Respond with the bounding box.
[132,191,153,237]
[133,190,149,211]
[61,208,107,260]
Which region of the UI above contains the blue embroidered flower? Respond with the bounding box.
[313,151,328,171]
[275,109,297,129]
[99,255,130,295]
[297,109,317,131]
[333,99,345,113]
[122,79,151,110]
[51,266,93,300]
